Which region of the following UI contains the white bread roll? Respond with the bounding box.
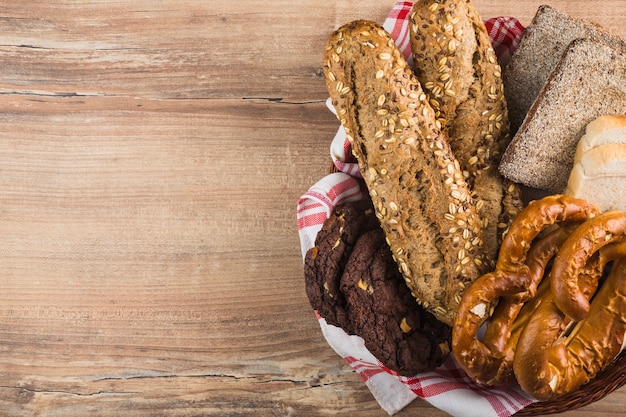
[564,144,626,212]
[574,115,626,160]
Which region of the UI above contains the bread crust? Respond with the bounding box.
[408,0,523,264]
[503,4,626,133]
[323,20,487,325]
[499,38,626,192]
[408,0,476,134]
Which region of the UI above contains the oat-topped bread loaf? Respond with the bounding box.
[503,5,626,133]
[408,0,523,263]
[499,38,626,193]
[323,20,488,325]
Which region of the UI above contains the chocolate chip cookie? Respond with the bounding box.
[304,199,379,326]
[304,201,451,375]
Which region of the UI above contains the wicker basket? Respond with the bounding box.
[515,351,626,415]
[327,162,626,414]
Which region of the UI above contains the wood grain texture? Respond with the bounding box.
[0,1,624,416]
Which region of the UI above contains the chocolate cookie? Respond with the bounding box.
[341,228,451,375]
[304,201,452,375]
[304,200,379,326]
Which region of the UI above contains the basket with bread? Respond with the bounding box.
[297,1,626,415]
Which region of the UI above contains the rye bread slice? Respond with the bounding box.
[499,38,626,193]
[503,5,626,134]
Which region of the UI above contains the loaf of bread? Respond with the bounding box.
[408,0,523,263]
[573,114,626,158]
[564,115,626,212]
[565,145,626,212]
[503,5,626,133]
[323,20,488,326]
[499,38,626,193]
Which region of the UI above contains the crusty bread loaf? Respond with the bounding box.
[503,5,626,133]
[323,20,488,326]
[408,0,523,264]
[408,0,477,136]
[499,38,626,193]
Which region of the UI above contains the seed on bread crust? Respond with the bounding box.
[409,0,524,265]
[323,20,487,326]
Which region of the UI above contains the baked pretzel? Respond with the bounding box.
[551,210,626,321]
[480,225,576,384]
[493,195,599,277]
[452,195,599,385]
[515,253,626,400]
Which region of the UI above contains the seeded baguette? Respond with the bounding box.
[408,0,476,136]
[323,20,488,326]
[408,0,523,264]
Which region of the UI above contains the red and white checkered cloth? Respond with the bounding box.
[297,2,530,416]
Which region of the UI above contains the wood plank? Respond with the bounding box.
[0,1,624,416]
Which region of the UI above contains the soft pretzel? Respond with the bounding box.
[494,195,599,276]
[480,225,576,384]
[452,195,599,384]
[551,210,626,321]
[515,255,626,400]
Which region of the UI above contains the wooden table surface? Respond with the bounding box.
[0,1,624,416]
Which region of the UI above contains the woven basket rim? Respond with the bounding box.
[515,351,626,415]
[327,161,626,414]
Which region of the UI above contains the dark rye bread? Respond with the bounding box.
[408,0,523,264]
[503,5,626,134]
[323,20,488,326]
[499,38,626,193]
[304,201,452,375]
